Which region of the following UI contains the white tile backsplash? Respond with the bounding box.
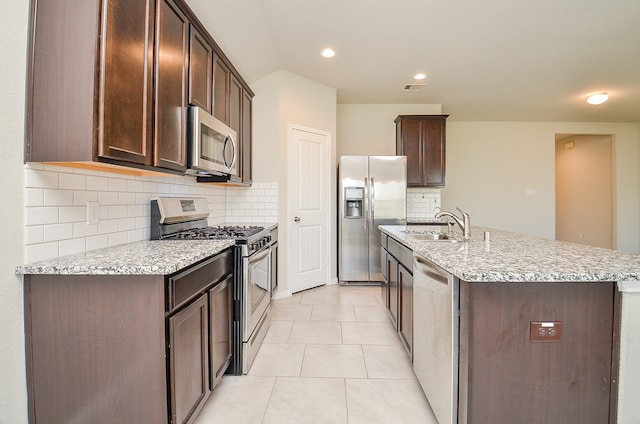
[23,164,279,263]
[406,188,441,221]
[225,182,278,224]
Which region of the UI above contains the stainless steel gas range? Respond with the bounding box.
[150,197,277,375]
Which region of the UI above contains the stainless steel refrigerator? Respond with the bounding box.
[338,156,406,284]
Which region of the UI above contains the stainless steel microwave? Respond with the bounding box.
[187,106,238,176]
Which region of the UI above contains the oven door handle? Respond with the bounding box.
[248,246,271,264]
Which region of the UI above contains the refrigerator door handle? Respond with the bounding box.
[370,177,375,223]
[363,177,368,230]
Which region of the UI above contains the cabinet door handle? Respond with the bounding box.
[294,216,301,222]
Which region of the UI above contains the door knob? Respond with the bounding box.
[294,216,301,222]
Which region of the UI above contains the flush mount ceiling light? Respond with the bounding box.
[321,48,335,58]
[414,73,427,80]
[587,92,609,105]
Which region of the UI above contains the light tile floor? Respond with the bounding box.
[193,284,437,424]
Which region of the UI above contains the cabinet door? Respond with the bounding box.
[380,247,389,308]
[396,115,447,187]
[213,56,231,125]
[188,24,213,113]
[154,0,188,172]
[421,119,446,187]
[241,89,253,185]
[209,275,233,390]
[227,76,243,182]
[388,254,399,329]
[397,119,423,186]
[399,263,413,358]
[169,293,211,424]
[99,0,155,165]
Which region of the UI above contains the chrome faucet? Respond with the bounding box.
[435,207,471,240]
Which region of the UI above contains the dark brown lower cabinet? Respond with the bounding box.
[209,275,233,389]
[23,249,234,424]
[382,235,413,357]
[24,274,168,424]
[387,253,399,328]
[458,281,619,424]
[169,293,210,424]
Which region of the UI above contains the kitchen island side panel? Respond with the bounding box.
[458,281,618,424]
[24,274,167,424]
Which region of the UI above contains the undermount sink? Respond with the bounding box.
[408,233,459,242]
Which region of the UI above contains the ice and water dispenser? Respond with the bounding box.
[344,187,364,218]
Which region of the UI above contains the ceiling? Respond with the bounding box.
[185,0,640,122]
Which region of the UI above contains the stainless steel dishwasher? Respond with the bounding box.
[413,255,459,424]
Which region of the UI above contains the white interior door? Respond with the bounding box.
[288,125,330,293]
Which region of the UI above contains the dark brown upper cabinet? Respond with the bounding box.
[154,0,189,173]
[213,56,231,126]
[99,0,155,167]
[209,57,253,186]
[25,0,252,180]
[241,89,253,185]
[25,0,192,174]
[25,0,155,169]
[395,115,448,187]
[188,24,213,114]
[227,75,242,184]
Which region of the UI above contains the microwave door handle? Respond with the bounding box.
[224,133,237,172]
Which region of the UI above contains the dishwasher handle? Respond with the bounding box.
[414,255,450,285]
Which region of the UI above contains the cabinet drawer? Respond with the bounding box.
[168,249,233,312]
[387,238,413,272]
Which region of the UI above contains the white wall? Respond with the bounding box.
[442,121,640,253]
[336,104,442,159]
[1,1,29,422]
[252,70,337,295]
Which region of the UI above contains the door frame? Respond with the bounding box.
[286,123,332,295]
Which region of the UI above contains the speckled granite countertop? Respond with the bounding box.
[16,240,235,276]
[380,225,640,283]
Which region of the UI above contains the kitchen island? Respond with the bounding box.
[380,224,640,424]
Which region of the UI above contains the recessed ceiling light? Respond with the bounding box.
[321,48,335,58]
[414,73,426,80]
[587,92,608,105]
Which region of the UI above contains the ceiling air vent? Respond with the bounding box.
[403,84,426,92]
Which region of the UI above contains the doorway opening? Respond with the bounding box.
[555,134,614,249]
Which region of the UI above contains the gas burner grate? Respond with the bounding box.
[165,225,264,240]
